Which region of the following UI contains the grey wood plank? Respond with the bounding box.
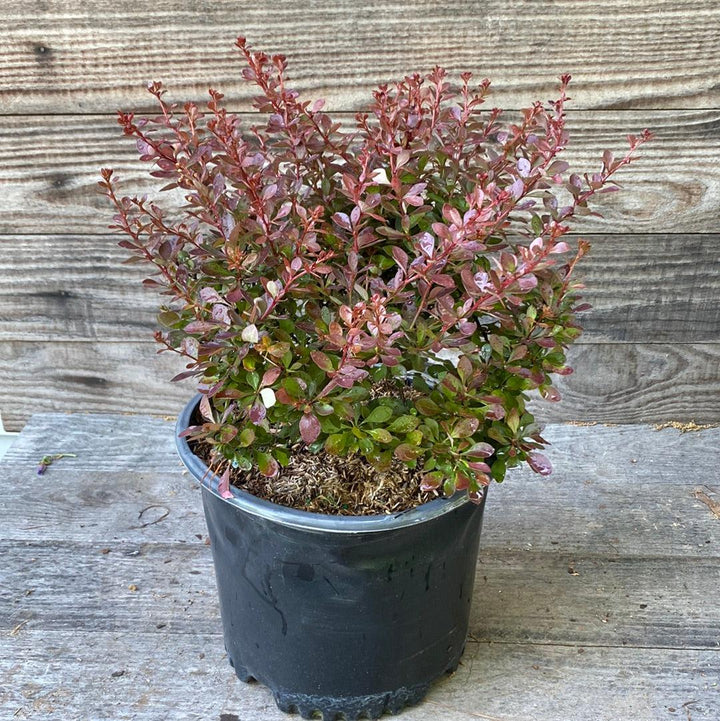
[2,234,718,344]
[0,469,207,544]
[2,0,718,113]
[2,468,720,558]
[3,540,720,650]
[0,110,716,235]
[4,413,718,484]
[0,340,190,431]
[0,412,180,471]
[1,341,719,432]
[540,342,720,424]
[2,631,719,721]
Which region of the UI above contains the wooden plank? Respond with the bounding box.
[2,0,719,113]
[2,340,719,431]
[0,412,179,470]
[3,631,717,721]
[3,419,720,556]
[2,234,718,344]
[0,110,718,235]
[540,342,720,425]
[577,234,720,343]
[2,468,720,557]
[0,340,190,431]
[3,540,720,650]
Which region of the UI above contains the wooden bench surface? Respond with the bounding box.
[1,413,719,720]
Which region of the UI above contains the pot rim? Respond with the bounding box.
[176,394,480,534]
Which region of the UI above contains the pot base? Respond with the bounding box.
[273,684,430,720]
[228,648,464,719]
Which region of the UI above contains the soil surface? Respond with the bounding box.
[191,439,440,515]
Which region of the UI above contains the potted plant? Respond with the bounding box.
[101,37,650,719]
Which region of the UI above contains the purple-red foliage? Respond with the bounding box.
[100,38,651,502]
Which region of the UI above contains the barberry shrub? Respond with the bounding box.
[101,37,651,504]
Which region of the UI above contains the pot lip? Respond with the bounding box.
[176,394,483,534]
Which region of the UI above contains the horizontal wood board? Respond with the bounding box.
[1,111,717,236]
[2,415,719,556]
[2,413,720,720]
[3,540,720,649]
[2,0,720,113]
[2,233,718,344]
[1,340,719,431]
[3,632,719,720]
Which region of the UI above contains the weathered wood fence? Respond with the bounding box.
[1,1,718,430]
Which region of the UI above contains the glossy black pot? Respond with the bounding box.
[176,396,487,720]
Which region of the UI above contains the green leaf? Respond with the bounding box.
[415,397,440,416]
[274,448,290,467]
[491,459,507,482]
[332,400,355,422]
[367,428,393,444]
[158,310,180,328]
[233,454,253,472]
[388,415,420,433]
[282,377,304,400]
[406,429,423,445]
[238,427,255,447]
[365,405,393,424]
[318,415,341,434]
[531,215,543,236]
[247,371,260,391]
[314,402,334,416]
[343,386,370,401]
[324,433,346,454]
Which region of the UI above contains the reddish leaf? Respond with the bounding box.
[299,413,321,444]
[185,320,216,334]
[464,442,494,458]
[248,402,266,424]
[217,468,234,499]
[332,212,351,230]
[310,350,334,373]
[391,246,409,270]
[420,471,443,491]
[415,397,440,416]
[395,444,422,461]
[453,417,479,438]
[261,367,282,387]
[527,451,552,476]
[541,386,562,402]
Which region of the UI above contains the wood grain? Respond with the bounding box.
[3,417,720,557]
[540,343,720,424]
[1,340,718,431]
[2,233,718,344]
[2,0,719,113]
[4,468,720,557]
[3,631,718,721]
[3,413,720,720]
[3,540,720,650]
[0,340,190,431]
[1,111,717,235]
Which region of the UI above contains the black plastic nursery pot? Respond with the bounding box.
[176,396,487,720]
